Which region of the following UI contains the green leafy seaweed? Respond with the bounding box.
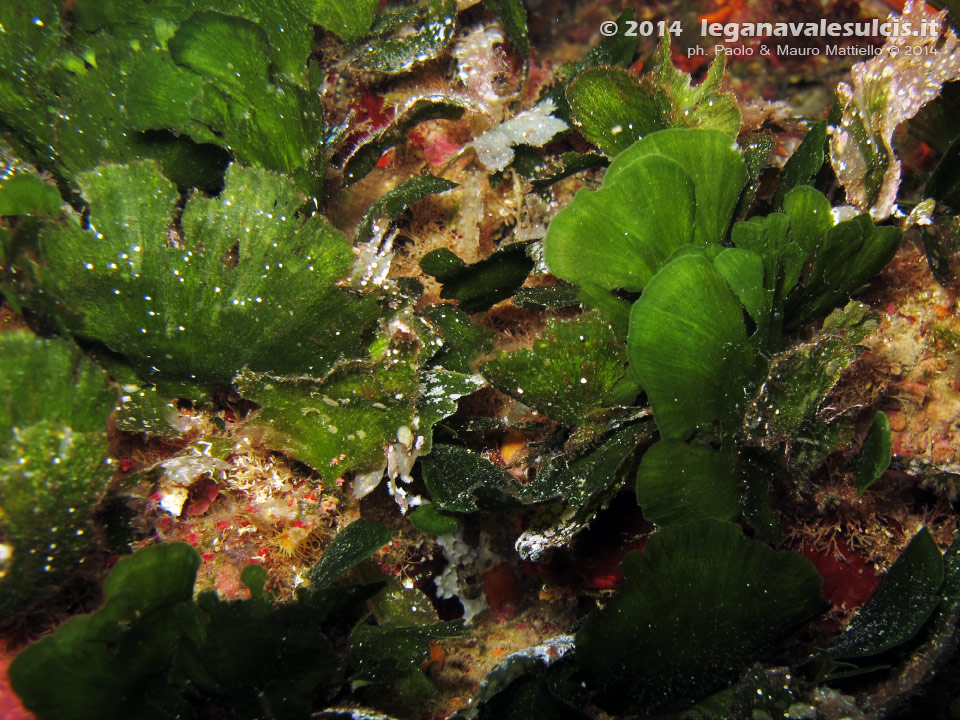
[357,175,458,241]
[0,172,61,216]
[409,504,459,535]
[854,411,892,497]
[481,311,626,426]
[628,254,753,440]
[420,242,534,313]
[420,444,518,513]
[3,161,380,395]
[352,0,458,75]
[566,37,739,157]
[773,120,828,208]
[311,0,380,43]
[235,336,421,481]
[9,525,410,719]
[308,518,392,589]
[635,440,740,526]
[826,527,944,662]
[0,331,116,617]
[544,129,748,292]
[574,520,824,714]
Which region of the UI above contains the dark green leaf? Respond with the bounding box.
[420,248,467,280]
[512,284,582,309]
[409,504,459,535]
[743,302,878,445]
[628,254,751,440]
[420,242,534,313]
[635,441,740,526]
[517,423,648,560]
[578,282,631,339]
[8,536,380,720]
[187,586,342,716]
[311,0,379,43]
[783,184,833,256]
[484,0,530,67]
[855,412,892,497]
[347,620,463,703]
[308,518,392,589]
[363,572,440,627]
[0,332,116,437]
[357,175,458,241]
[418,368,485,456]
[575,520,824,714]
[0,0,245,189]
[240,563,270,603]
[352,0,458,75]
[481,311,626,425]
[115,383,183,438]
[9,543,202,720]
[128,10,325,191]
[713,247,768,329]
[423,304,496,374]
[726,214,800,339]
[773,120,828,208]
[236,344,420,480]
[421,444,518,513]
[0,173,61,216]
[926,534,960,639]
[828,527,944,660]
[348,621,463,703]
[734,133,774,222]
[0,332,116,616]
[786,215,901,329]
[919,209,960,286]
[737,452,783,545]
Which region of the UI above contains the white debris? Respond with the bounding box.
[351,226,397,289]
[471,99,568,173]
[829,204,859,225]
[0,543,13,579]
[435,528,499,623]
[454,23,509,121]
[353,465,386,499]
[497,635,575,666]
[156,454,230,516]
[456,173,484,261]
[905,197,936,228]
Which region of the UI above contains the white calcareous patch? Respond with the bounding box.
[471,99,568,173]
[830,0,960,219]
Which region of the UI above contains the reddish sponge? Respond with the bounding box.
[802,541,881,612]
